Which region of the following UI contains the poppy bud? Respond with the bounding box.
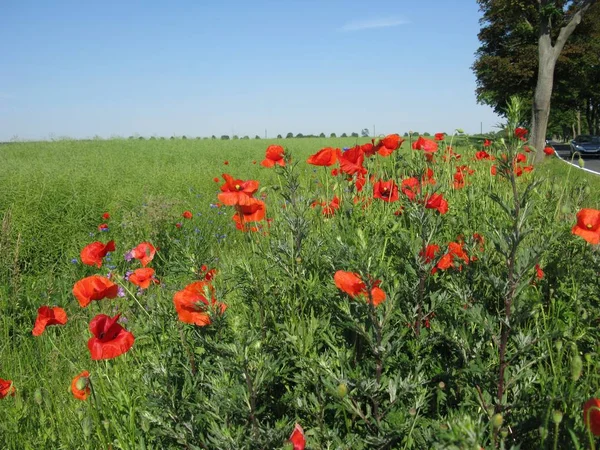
[456,128,464,134]
[500,429,508,438]
[585,353,592,363]
[75,376,89,391]
[141,415,150,433]
[584,186,590,195]
[82,417,93,438]
[539,426,548,439]
[579,158,585,168]
[552,410,563,424]
[560,204,570,215]
[337,383,348,398]
[491,413,503,429]
[555,340,563,351]
[571,354,583,381]
[34,388,43,405]
[282,443,294,450]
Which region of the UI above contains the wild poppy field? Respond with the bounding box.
[1,108,600,449]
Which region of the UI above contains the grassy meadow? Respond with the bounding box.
[1,133,599,449]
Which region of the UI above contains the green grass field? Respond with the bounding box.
[1,135,599,449]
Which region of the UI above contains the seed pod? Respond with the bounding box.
[336,383,348,399]
[552,410,563,424]
[33,388,43,405]
[571,354,583,382]
[82,417,92,438]
[491,413,503,429]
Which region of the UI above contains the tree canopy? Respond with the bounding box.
[473,0,600,139]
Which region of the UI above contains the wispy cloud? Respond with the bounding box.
[339,17,409,32]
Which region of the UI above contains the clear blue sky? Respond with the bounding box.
[0,0,502,141]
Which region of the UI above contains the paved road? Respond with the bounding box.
[551,143,600,175]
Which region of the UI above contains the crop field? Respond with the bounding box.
[0,129,599,449]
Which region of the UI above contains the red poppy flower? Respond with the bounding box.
[419,244,440,263]
[73,275,119,307]
[307,147,340,166]
[377,134,404,156]
[515,153,527,163]
[213,177,220,183]
[80,240,115,268]
[0,379,16,399]
[524,145,532,153]
[514,127,528,140]
[32,306,68,336]
[224,160,229,165]
[87,314,135,360]
[175,222,182,229]
[421,168,435,185]
[453,170,465,190]
[130,242,156,267]
[129,268,158,289]
[401,177,421,201]
[71,370,90,401]
[457,165,475,175]
[490,165,497,176]
[448,241,469,264]
[535,264,544,280]
[473,233,485,253]
[333,271,386,306]
[102,212,110,220]
[434,133,445,141]
[412,136,438,153]
[203,269,217,281]
[360,142,376,157]
[425,152,435,163]
[218,173,259,206]
[322,196,340,217]
[523,165,534,173]
[475,150,494,160]
[339,146,367,175]
[261,145,285,167]
[543,146,554,156]
[331,168,339,176]
[572,208,600,245]
[424,193,449,214]
[584,398,600,436]
[232,198,266,227]
[183,210,193,219]
[433,241,469,273]
[483,139,492,147]
[373,180,399,202]
[98,223,109,232]
[288,424,306,450]
[173,281,226,326]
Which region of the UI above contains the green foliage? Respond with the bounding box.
[0,135,599,449]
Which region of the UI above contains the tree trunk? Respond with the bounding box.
[531,32,556,160]
[532,0,596,164]
[586,98,593,134]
